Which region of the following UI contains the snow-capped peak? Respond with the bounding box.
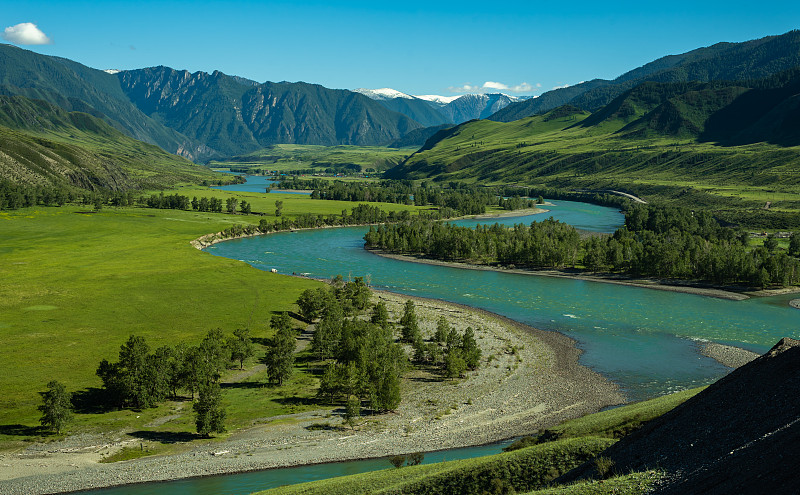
[354,88,414,100]
[103,69,121,75]
[414,94,463,105]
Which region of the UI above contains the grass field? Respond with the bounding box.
[208,144,412,173]
[0,192,425,447]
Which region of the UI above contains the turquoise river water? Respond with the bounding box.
[82,180,799,495]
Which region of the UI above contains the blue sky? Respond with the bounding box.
[3,1,799,96]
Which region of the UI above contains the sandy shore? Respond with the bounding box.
[0,292,623,495]
[697,342,760,369]
[366,250,759,301]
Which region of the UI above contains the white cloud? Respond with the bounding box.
[448,81,536,94]
[2,22,52,45]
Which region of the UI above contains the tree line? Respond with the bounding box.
[364,205,800,288]
[276,178,545,216]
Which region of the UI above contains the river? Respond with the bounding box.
[83,178,799,495]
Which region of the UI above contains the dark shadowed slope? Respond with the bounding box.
[561,338,800,495]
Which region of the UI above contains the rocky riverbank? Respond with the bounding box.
[0,292,623,495]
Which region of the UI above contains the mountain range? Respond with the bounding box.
[354,87,528,126]
[2,29,800,192]
[490,29,800,122]
[385,67,800,206]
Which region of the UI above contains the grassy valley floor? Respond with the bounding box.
[0,291,624,494]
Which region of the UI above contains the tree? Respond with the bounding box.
[461,327,482,370]
[275,200,284,217]
[370,301,389,328]
[344,395,360,429]
[764,234,779,252]
[389,455,406,469]
[434,316,450,343]
[400,300,420,343]
[194,382,226,436]
[445,348,467,378]
[407,452,424,466]
[789,233,800,257]
[38,381,72,434]
[297,287,334,321]
[228,328,254,370]
[264,314,296,385]
[197,328,230,385]
[226,197,238,214]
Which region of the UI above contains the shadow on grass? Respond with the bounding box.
[71,387,118,414]
[273,396,316,407]
[220,381,264,390]
[128,430,198,444]
[0,424,48,436]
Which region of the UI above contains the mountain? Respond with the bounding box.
[490,29,800,122]
[0,43,211,161]
[560,338,800,495]
[0,95,217,190]
[386,123,455,148]
[0,46,425,164]
[439,93,520,123]
[356,88,523,125]
[117,68,423,156]
[384,70,800,210]
[353,88,451,127]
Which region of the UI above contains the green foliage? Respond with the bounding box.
[400,300,421,343]
[344,395,361,429]
[193,382,226,437]
[228,328,255,370]
[264,314,296,386]
[505,387,703,451]
[257,437,615,495]
[366,204,800,288]
[389,455,406,469]
[521,471,664,495]
[370,301,389,329]
[38,381,73,434]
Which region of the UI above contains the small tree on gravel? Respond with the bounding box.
[344,395,361,429]
[38,380,72,434]
[400,300,420,343]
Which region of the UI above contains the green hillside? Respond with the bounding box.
[387,73,800,223]
[211,144,411,173]
[490,29,800,121]
[0,43,208,160]
[0,95,222,190]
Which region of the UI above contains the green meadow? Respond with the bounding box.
[0,193,425,447]
[209,144,412,173]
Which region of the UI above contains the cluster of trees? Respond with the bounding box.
[401,301,482,378]
[297,277,406,415]
[95,329,254,435]
[365,217,581,268]
[0,180,133,210]
[276,179,541,216]
[141,192,252,215]
[365,205,800,288]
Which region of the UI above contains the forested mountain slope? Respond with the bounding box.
[118,67,423,156]
[490,30,800,121]
[386,71,800,220]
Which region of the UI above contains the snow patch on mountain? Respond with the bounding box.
[103,69,122,75]
[354,88,414,100]
[414,94,463,105]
